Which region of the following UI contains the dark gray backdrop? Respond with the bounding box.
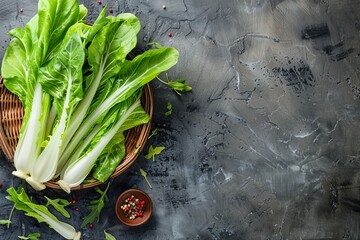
[0,0,360,239]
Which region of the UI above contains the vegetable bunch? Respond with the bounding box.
[1,0,179,193]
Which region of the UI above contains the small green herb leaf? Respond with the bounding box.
[18,233,41,240]
[165,102,172,116]
[0,220,11,225]
[148,128,158,139]
[140,168,152,189]
[104,230,117,240]
[147,42,165,49]
[45,197,71,218]
[145,145,165,162]
[81,182,110,228]
[157,73,192,95]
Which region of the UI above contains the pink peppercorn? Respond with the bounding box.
[167,33,173,37]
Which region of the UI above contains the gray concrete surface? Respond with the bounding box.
[1,0,360,239]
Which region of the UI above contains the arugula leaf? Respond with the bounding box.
[104,230,117,240]
[145,145,165,162]
[157,73,192,95]
[0,220,11,225]
[45,197,71,218]
[6,187,80,240]
[81,183,110,228]
[165,102,172,116]
[148,128,159,139]
[140,168,152,189]
[18,233,41,240]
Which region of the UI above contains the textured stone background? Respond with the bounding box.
[1,0,360,239]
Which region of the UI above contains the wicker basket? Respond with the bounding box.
[0,76,153,190]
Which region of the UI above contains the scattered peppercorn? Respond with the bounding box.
[75,207,79,211]
[167,33,173,37]
[71,199,76,204]
[120,195,146,220]
[109,8,113,13]
[89,223,93,229]
[19,9,24,13]
[0,182,3,187]
[97,0,102,5]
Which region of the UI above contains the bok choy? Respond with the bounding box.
[1,0,180,192]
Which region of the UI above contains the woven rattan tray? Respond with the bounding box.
[0,76,153,190]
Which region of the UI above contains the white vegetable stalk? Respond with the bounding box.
[34,209,81,240]
[56,62,105,174]
[12,82,48,179]
[58,99,141,193]
[59,79,135,167]
[26,78,73,191]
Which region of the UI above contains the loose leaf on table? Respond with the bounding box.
[145,145,165,162]
[0,220,11,225]
[27,31,85,191]
[165,102,172,116]
[148,128,159,139]
[104,230,117,240]
[6,187,80,240]
[81,182,110,228]
[45,197,71,218]
[140,168,152,189]
[18,233,41,240]
[157,73,192,95]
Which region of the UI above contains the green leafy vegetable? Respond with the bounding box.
[104,230,117,240]
[26,31,85,191]
[145,145,165,162]
[157,73,192,95]
[2,0,180,193]
[0,220,11,225]
[45,197,71,218]
[18,233,41,240]
[6,187,81,240]
[148,128,159,139]
[140,168,152,189]
[81,183,110,228]
[165,102,172,116]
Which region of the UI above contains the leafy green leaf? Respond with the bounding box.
[140,168,152,189]
[45,197,71,218]
[145,145,166,162]
[81,183,110,228]
[6,187,80,239]
[157,73,192,95]
[18,233,41,240]
[0,220,11,225]
[148,128,159,139]
[165,102,172,116]
[104,230,117,240]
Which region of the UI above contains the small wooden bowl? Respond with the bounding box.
[115,189,153,226]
